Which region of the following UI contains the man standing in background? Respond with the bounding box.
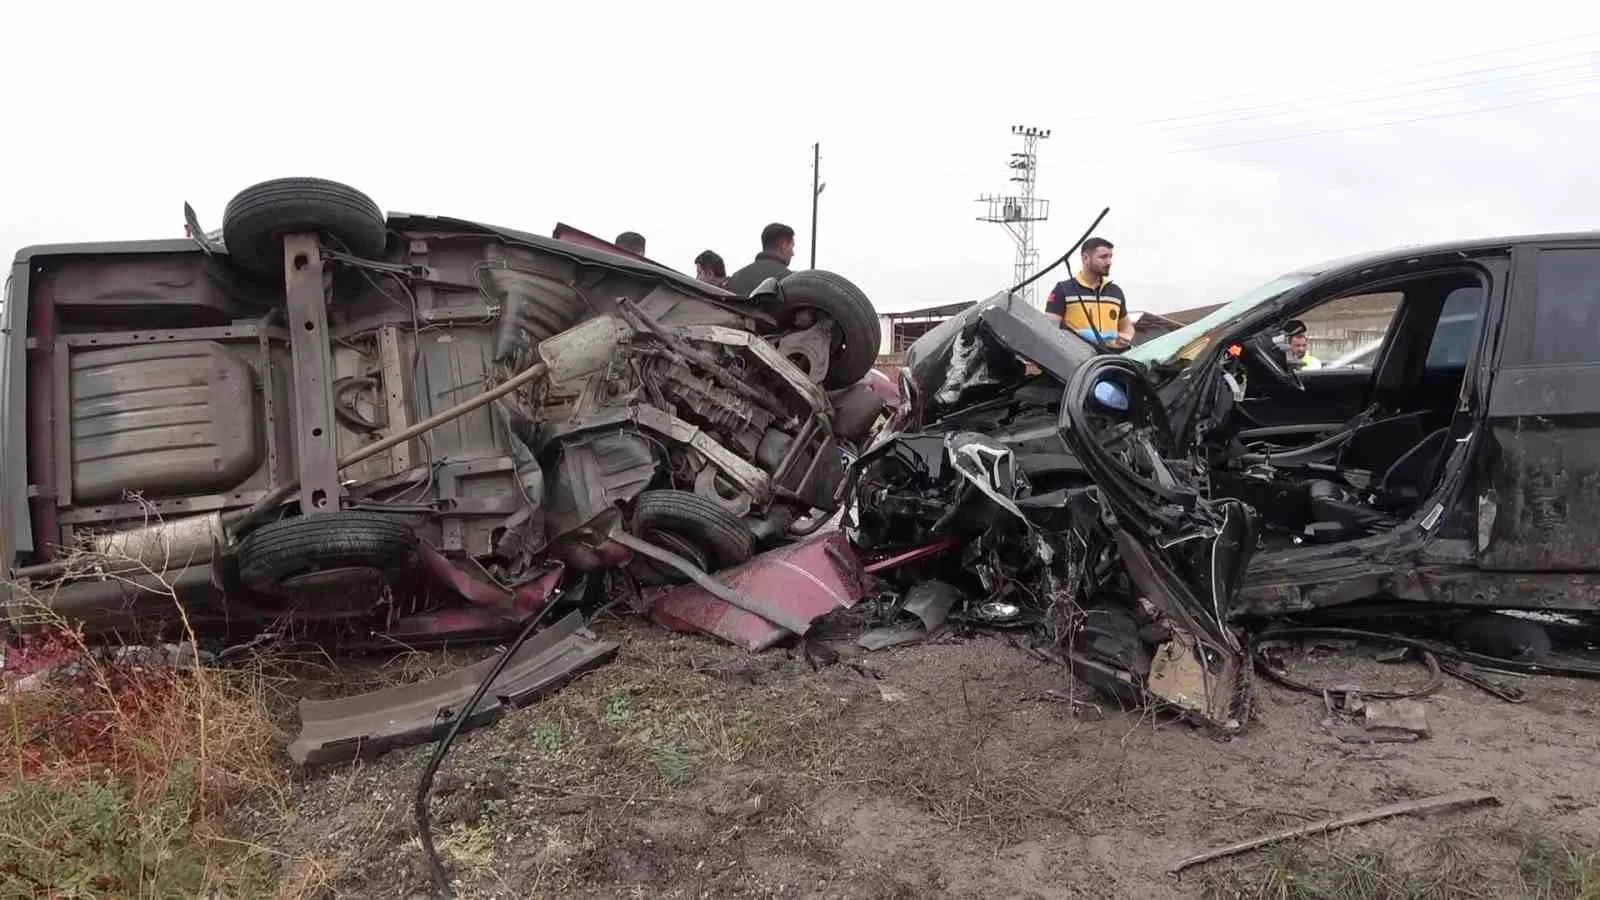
[1285,323,1323,370]
[694,250,727,287]
[615,231,647,255]
[1045,237,1134,350]
[723,223,796,295]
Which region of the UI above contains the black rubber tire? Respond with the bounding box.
[236,511,418,595]
[776,270,881,389]
[630,489,755,572]
[222,177,387,276]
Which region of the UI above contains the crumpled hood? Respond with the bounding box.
[901,292,1097,426]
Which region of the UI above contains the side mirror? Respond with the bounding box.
[749,276,781,301]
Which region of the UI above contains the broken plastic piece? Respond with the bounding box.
[971,600,1023,624]
[858,623,928,651]
[1092,378,1129,412]
[1362,699,1430,736]
[288,611,616,765]
[901,580,961,631]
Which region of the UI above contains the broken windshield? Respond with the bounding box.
[1126,272,1316,368]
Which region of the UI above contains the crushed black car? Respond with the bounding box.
[850,232,1600,725]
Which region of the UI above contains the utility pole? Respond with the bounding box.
[810,142,825,269]
[976,125,1051,306]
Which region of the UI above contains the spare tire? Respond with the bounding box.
[236,510,418,596]
[776,270,881,389]
[222,177,387,276]
[630,489,755,573]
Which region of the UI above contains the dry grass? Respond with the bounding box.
[0,526,303,898]
[1197,821,1600,900]
[511,636,839,795]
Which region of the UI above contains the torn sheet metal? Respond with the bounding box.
[1146,630,1245,729]
[289,610,616,765]
[859,580,962,650]
[902,580,960,630]
[642,530,867,652]
[417,542,564,618]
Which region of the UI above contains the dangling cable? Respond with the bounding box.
[1009,206,1110,296]
[414,575,589,896]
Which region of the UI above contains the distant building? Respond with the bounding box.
[1135,293,1395,359]
[873,300,975,380]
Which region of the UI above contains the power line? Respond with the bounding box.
[1173,84,1600,154]
[1150,54,1600,133]
[1137,30,1600,124]
[1170,69,1600,147]
[1138,36,1600,127]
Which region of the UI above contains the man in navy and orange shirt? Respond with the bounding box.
[1045,237,1134,351]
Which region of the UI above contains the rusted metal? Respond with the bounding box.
[416,541,562,616]
[789,425,831,501]
[224,360,551,532]
[376,324,413,472]
[282,233,339,515]
[256,323,282,490]
[59,323,281,348]
[25,268,59,559]
[616,298,791,420]
[771,416,817,487]
[50,337,71,506]
[57,490,272,525]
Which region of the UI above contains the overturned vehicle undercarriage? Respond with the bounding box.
[1,178,886,653]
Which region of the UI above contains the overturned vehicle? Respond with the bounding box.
[853,233,1600,727]
[0,178,884,645]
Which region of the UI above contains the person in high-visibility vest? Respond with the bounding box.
[1287,330,1322,370]
[1045,237,1135,350]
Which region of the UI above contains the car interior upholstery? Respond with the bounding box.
[1205,270,1485,546]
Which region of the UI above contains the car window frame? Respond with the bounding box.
[1489,242,1600,418]
[1241,265,1493,396]
[1290,289,1406,385]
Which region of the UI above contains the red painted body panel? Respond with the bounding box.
[642,530,867,651]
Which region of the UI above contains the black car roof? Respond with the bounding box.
[1288,231,1600,279]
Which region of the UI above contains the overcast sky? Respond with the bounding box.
[6,1,1600,315]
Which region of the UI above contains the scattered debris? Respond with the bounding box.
[290,611,617,765]
[849,296,1256,728]
[1362,699,1430,737]
[877,684,910,703]
[858,624,927,652]
[901,580,960,631]
[1021,689,1104,719]
[1168,790,1501,874]
[856,580,963,651]
[1257,638,1444,701]
[1441,658,1528,703]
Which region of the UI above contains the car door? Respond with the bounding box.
[1479,242,1600,571]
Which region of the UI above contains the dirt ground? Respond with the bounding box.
[252,613,1600,899]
